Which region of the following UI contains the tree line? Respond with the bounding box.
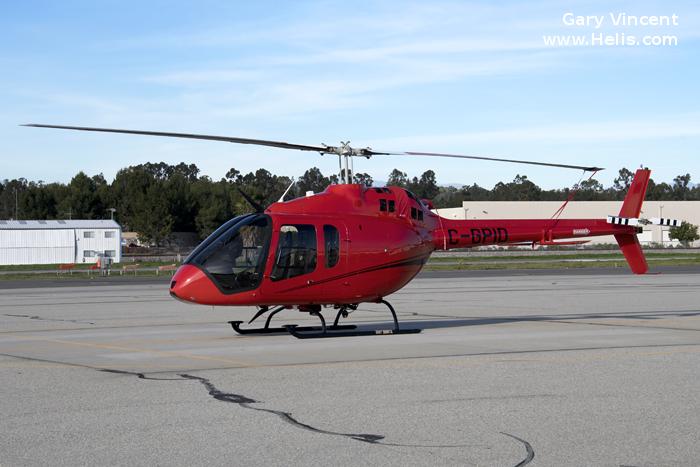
[1,163,697,245]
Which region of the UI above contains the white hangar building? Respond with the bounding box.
[0,220,122,265]
[434,201,700,246]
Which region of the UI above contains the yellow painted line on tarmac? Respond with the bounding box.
[1,333,254,367]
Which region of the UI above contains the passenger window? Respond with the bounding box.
[379,199,387,212]
[411,207,417,219]
[388,200,395,212]
[417,210,424,221]
[324,225,340,268]
[271,225,317,281]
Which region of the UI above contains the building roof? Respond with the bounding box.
[0,220,121,230]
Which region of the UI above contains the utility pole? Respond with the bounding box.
[659,205,664,247]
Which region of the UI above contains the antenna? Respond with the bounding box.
[278,177,296,202]
[237,188,264,213]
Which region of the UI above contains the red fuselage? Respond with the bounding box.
[170,183,638,307]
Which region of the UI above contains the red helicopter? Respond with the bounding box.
[24,124,673,338]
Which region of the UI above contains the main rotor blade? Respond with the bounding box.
[23,123,603,172]
[22,124,329,153]
[391,151,603,172]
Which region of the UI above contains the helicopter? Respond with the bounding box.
[23,123,677,339]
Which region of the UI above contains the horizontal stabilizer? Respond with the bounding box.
[607,215,642,226]
[649,217,681,227]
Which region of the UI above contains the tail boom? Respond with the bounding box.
[431,168,652,274]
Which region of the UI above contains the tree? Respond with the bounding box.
[172,162,200,182]
[193,180,231,238]
[21,181,58,219]
[236,169,293,208]
[410,170,439,199]
[58,172,102,219]
[574,178,605,201]
[492,174,541,201]
[613,167,634,198]
[225,168,241,183]
[673,173,692,200]
[353,172,373,187]
[460,183,491,201]
[138,184,174,245]
[166,172,197,232]
[111,165,154,231]
[387,169,408,188]
[669,221,699,247]
[297,167,330,195]
[647,180,673,201]
[433,185,463,208]
[0,179,28,219]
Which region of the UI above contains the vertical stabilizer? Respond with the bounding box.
[615,168,651,274]
[618,169,651,218]
[615,233,648,274]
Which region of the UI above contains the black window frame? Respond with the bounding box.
[323,225,340,268]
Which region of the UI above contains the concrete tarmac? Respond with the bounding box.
[1,270,699,466]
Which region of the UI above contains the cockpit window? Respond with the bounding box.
[271,225,317,281]
[186,214,271,293]
[183,214,253,264]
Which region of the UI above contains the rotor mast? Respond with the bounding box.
[322,141,372,184]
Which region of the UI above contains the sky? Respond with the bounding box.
[1,0,698,189]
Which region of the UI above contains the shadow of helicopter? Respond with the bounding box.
[349,309,700,332]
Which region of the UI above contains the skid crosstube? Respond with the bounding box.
[285,300,421,339]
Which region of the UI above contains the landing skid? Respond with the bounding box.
[228,300,421,338]
[286,300,421,339]
[228,305,356,335]
[228,320,356,335]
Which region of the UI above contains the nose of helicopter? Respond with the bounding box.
[169,264,217,304]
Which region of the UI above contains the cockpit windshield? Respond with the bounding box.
[185,214,271,294]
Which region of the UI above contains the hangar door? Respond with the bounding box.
[0,229,75,265]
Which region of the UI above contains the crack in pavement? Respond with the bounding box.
[177,373,476,448]
[6,354,533,463]
[101,369,478,449]
[501,432,535,466]
[180,373,383,443]
[177,370,538,463]
[3,313,95,325]
[99,368,183,381]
